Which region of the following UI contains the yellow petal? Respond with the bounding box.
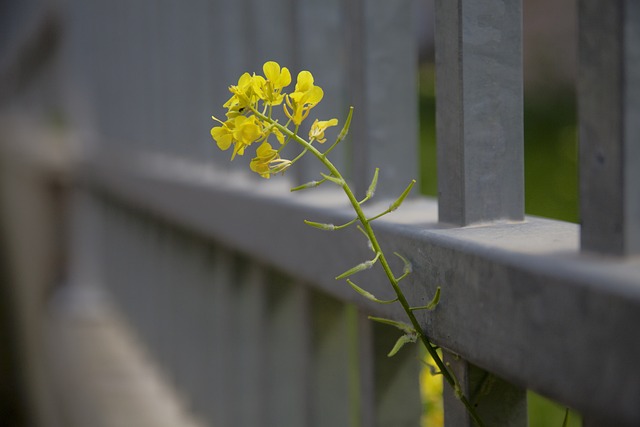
[278,67,292,87]
[256,142,274,157]
[237,72,252,88]
[263,61,280,82]
[295,71,314,92]
[211,127,233,150]
[306,86,324,104]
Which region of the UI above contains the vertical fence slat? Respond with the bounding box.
[266,279,311,427]
[348,0,418,198]
[442,353,527,427]
[435,0,524,225]
[295,0,349,182]
[578,0,640,256]
[311,292,354,427]
[250,0,295,68]
[235,262,267,427]
[371,323,422,427]
[209,249,234,427]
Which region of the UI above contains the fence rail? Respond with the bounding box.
[3,0,640,426]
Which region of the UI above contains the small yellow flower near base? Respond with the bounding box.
[309,118,338,143]
[231,115,263,159]
[250,142,279,178]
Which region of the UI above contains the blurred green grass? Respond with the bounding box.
[418,64,581,426]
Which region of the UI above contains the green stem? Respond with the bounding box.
[250,106,486,427]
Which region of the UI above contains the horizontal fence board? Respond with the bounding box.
[81,148,640,424]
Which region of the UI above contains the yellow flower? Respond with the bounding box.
[309,118,338,143]
[250,142,279,178]
[210,116,234,150]
[224,73,264,111]
[294,70,315,93]
[231,115,263,159]
[258,61,291,105]
[223,73,252,110]
[284,71,324,125]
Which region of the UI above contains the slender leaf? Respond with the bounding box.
[388,334,417,357]
[291,178,325,192]
[335,253,380,280]
[347,279,398,304]
[410,287,441,311]
[368,316,416,335]
[389,179,416,212]
[304,220,336,231]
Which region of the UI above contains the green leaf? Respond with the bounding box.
[393,252,412,281]
[335,253,380,280]
[322,107,354,157]
[389,179,416,212]
[410,287,441,311]
[387,333,417,357]
[346,279,398,304]
[365,168,379,200]
[336,106,353,144]
[304,220,336,231]
[291,179,325,192]
[367,316,416,335]
[426,287,441,309]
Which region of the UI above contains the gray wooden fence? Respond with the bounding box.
[24,0,640,426]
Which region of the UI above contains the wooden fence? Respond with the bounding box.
[3,0,640,426]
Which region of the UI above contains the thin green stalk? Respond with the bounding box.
[250,106,486,427]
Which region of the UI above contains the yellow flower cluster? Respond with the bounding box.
[211,61,338,178]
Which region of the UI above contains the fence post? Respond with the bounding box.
[578,0,640,256]
[442,352,527,427]
[434,0,527,424]
[435,0,524,226]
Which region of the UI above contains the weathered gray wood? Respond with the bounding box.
[578,0,640,256]
[234,262,267,427]
[356,312,376,427]
[265,278,311,427]
[310,292,353,426]
[82,151,640,424]
[295,0,349,182]
[348,0,418,198]
[207,249,235,427]
[371,323,422,427]
[250,0,295,71]
[435,0,524,225]
[442,352,527,427]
